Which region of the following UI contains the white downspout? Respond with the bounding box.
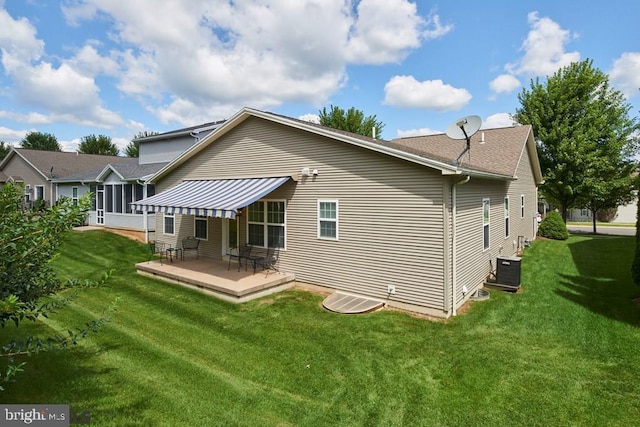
[451,175,470,317]
[137,180,149,243]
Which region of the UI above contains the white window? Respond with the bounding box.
[247,200,285,248]
[520,195,525,219]
[318,200,338,240]
[72,187,79,206]
[483,198,490,250]
[24,185,31,203]
[35,185,44,200]
[194,216,208,240]
[163,213,175,235]
[504,197,510,239]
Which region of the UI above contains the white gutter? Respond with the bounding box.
[451,175,470,317]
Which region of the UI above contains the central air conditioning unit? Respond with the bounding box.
[496,256,521,287]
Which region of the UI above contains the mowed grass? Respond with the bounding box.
[2,231,640,426]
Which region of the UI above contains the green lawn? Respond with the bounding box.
[2,231,640,426]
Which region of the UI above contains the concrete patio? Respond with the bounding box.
[136,257,296,303]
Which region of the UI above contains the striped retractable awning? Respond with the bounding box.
[130,177,290,219]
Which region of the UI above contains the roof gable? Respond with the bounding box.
[149,108,543,184]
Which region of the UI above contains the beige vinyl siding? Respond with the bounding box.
[1,155,52,203]
[156,117,447,310]
[506,145,538,243]
[451,142,539,310]
[453,178,509,307]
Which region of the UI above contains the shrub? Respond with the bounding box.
[596,208,617,222]
[537,211,569,240]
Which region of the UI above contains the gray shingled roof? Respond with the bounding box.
[388,125,534,177]
[9,148,131,180]
[54,159,168,182]
[109,161,169,180]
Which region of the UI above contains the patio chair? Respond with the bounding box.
[149,241,166,265]
[254,247,280,276]
[236,244,253,272]
[181,236,200,260]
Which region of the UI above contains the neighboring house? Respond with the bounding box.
[568,198,637,224]
[54,159,166,234]
[0,147,128,208]
[137,120,224,165]
[132,108,543,318]
[53,120,224,237]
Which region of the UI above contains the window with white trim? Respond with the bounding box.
[520,195,525,219]
[247,200,285,248]
[24,185,31,204]
[504,197,510,239]
[163,213,175,235]
[318,200,338,240]
[35,185,44,200]
[483,198,490,250]
[194,216,208,240]
[72,187,78,206]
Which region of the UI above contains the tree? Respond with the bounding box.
[514,60,639,224]
[0,183,110,390]
[125,141,139,158]
[0,141,10,161]
[318,105,385,138]
[78,134,119,156]
[125,131,158,157]
[20,131,62,151]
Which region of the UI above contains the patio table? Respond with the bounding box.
[166,247,182,263]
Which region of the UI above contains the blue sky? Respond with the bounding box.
[0,0,638,153]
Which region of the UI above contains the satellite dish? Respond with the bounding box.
[445,115,482,140]
[445,115,482,165]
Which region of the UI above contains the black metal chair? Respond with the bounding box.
[149,241,166,264]
[229,245,253,271]
[181,236,200,260]
[254,247,280,276]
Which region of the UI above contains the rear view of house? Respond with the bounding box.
[133,108,543,317]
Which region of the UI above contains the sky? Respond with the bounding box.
[0,0,638,153]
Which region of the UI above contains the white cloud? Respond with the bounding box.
[3,1,450,130]
[0,110,51,125]
[346,1,450,64]
[383,75,472,111]
[58,0,440,126]
[508,12,580,77]
[0,126,30,144]
[299,113,320,124]
[609,52,640,98]
[490,12,579,98]
[396,127,441,138]
[482,113,515,129]
[422,13,453,41]
[0,7,44,63]
[59,138,80,152]
[0,7,123,129]
[489,74,521,95]
[112,136,131,153]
